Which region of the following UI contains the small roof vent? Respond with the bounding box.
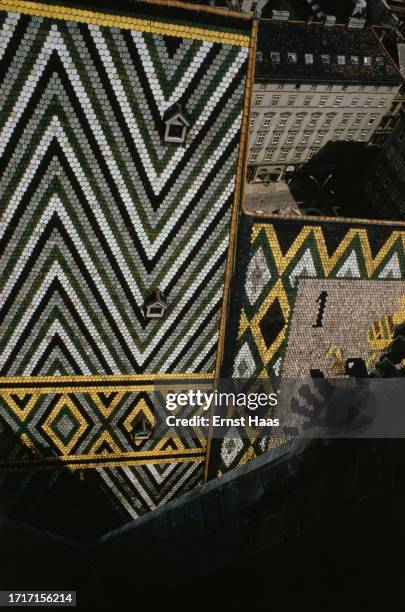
[272,10,289,21]
[323,15,336,27]
[348,17,366,29]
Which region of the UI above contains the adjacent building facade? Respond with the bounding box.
[248,15,403,183]
[360,110,405,218]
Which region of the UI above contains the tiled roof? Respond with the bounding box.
[256,20,404,84]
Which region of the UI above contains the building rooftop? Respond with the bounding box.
[256,20,404,84]
[261,0,314,20]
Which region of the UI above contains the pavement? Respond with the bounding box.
[245,178,341,217]
[245,181,303,215]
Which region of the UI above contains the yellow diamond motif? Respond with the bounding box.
[42,395,89,456]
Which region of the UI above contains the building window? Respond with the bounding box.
[342,85,348,91]
[254,95,263,106]
[256,51,263,62]
[304,95,313,106]
[277,83,284,90]
[250,113,258,127]
[353,114,365,127]
[301,131,311,145]
[293,149,303,161]
[351,55,359,65]
[321,54,330,64]
[286,132,296,144]
[288,52,297,64]
[250,149,259,161]
[315,130,326,144]
[333,129,343,139]
[364,97,373,107]
[262,113,273,127]
[318,96,328,107]
[378,97,387,107]
[323,112,336,127]
[363,56,372,66]
[271,51,281,63]
[367,113,378,125]
[359,130,368,140]
[271,95,280,106]
[287,95,296,107]
[259,82,266,90]
[327,84,333,91]
[348,130,356,139]
[305,53,314,64]
[351,97,359,106]
[271,132,282,144]
[340,114,351,126]
[334,96,343,107]
[279,148,289,161]
[295,84,301,90]
[293,113,305,128]
[337,55,346,65]
[278,112,290,127]
[375,56,385,66]
[264,148,274,161]
[308,113,321,128]
[307,147,318,159]
[256,131,266,145]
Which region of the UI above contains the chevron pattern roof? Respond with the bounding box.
[0,2,250,377]
[0,1,254,525]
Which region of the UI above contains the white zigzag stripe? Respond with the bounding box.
[0,13,20,62]
[92,25,247,195]
[0,262,118,372]
[0,114,233,295]
[130,29,213,116]
[24,320,93,374]
[1,189,229,365]
[162,289,222,370]
[1,108,241,259]
[0,31,243,249]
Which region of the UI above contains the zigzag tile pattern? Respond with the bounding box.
[0,373,208,518]
[0,7,249,377]
[211,215,405,475]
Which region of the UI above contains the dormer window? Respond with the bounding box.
[337,55,346,65]
[375,56,384,66]
[163,103,190,145]
[363,56,372,66]
[351,55,359,65]
[271,51,280,63]
[321,54,330,64]
[287,52,297,64]
[145,289,167,319]
[305,53,314,65]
